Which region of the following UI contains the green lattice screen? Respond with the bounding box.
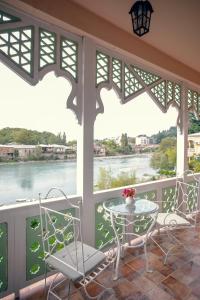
[124,65,144,98]
[112,58,122,91]
[96,51,109,86]
[162,182,198,213]
[151,81,181,110]
[188,89,200,116]
[60,37,78,81]
[95,200,123,249]
[187,182,199,212]
[132,66,160,86]
[0,10,21,24]
[0,223,8,293]
[26,208,75,281]
[95,190,157,247]
[39,28,56,69]
[0,26,34,76]
[162,186,176,212]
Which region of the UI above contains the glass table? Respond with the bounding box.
[103,197,159,280]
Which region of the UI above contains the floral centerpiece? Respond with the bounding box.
[122,188,136,205]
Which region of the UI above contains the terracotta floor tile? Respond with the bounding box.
[149,245,164,257]
[119,263,141,281]
[190,254,200,266]
[126,256,146,272]
[145,285,173,300]
[8,228,200,300]
[145,269,166,284]
[160,276,192,300]
[132,275,158,293]
[171,261,200,285]
[189,278,200,298]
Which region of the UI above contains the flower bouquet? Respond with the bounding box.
[122,187,136,205]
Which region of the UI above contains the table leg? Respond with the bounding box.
[110,213,121,280]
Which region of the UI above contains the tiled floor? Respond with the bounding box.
[3,227,200,300]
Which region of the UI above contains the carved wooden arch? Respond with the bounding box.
[0,4,200,129]
[95,48,200,130]
[0,3,82,123]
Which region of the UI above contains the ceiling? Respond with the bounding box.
[71,0,200,73]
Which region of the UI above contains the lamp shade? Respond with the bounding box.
[129,0,153,37]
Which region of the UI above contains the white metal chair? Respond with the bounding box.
[39,188,116,299]
[151,171,200,264]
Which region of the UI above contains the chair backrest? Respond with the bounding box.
[174,173,200,221]
[38,188,86,277]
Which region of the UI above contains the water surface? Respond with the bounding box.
[0,154,157,204]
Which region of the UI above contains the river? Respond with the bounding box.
[0,154,157,205]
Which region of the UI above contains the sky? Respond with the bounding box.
[0,61,178,141]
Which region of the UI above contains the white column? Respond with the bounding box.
[176,83,188,178]
[76,37,96,246]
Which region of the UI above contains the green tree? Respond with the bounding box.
[151,127,177,144]
[150,137,176,170]
[62,132,67,145]
[120,133,128,148]
[102,139,119,156]
[120,133,132,154]
[188,113,200,134]
[95,167,137,190]
[0,127,65,145]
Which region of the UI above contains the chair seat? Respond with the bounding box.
[156,213,190,226]
[46,241,106,282]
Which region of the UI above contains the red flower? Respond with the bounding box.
[122,188,136,198]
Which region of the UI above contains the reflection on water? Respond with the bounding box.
[0,154,157,204]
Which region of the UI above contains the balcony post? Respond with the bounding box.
[176,83,188,177]
[76,37,96,246]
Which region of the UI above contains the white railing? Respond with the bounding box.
[0,174,199,298]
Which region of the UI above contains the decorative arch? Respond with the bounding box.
[0,3,200,127]
[0,4,82,123]
[95,49,200,129]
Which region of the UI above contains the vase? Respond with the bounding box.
[125,196,135,206]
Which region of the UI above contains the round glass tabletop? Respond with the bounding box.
[103,197,159,216]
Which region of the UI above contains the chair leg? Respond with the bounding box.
[144,242,152,273]
[44,262,47,297]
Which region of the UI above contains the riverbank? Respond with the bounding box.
[0,153,151,166]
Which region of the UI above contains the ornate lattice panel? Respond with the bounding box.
[187,181,199,212]
[96,51,109,86]
[187,89,200,116]
[137,190,157,202]
[132,66,160,86]
[95,202,122,249]
[0,223,8,293]
[60,37,78,81]
[39,28,56,69]
[167,81,173,103]
[112,58,122,91]
[26,208,75,281]
[151,81,181,110]
[151,81,166,108]
[174,84,181,107]
[0,26,34,75]
[0,10,20,24]
[124,65,144,98]
[162,186,176,213]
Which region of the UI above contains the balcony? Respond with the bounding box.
[1,175,200,299]
[0,0,200,299]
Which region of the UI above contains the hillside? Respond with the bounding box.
[0,127,66,145]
